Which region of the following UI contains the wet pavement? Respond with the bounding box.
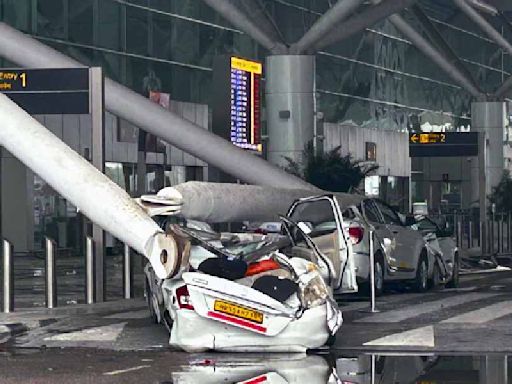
[0,348,509,383]
[2,270,512,382]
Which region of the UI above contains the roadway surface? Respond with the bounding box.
[1,270,512,382]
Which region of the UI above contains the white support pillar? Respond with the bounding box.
[266,55,316,167]
[471,102,507,217]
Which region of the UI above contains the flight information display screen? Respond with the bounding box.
[230,57,262,152]
[213,56,262,154]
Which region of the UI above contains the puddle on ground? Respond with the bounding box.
[169,353,511,383]
[0,347,510,383]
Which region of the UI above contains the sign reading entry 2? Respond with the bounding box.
[409,132,478,157]
[0,68,89,114]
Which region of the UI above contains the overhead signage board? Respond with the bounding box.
[0,68,89,114]
[212,56,262,153]
[409,132,478,157]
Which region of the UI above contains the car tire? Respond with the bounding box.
[363,255,384,297]
[413,255,429,293]
[429,263,443,290]
[446,256,460,288]
[145,277,159,324]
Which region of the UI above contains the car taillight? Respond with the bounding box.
[349,226,364,244]
[176,285,194,310]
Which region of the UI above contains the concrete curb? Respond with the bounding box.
[0,319,55,340]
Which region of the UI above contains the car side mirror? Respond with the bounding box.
[404,215,416,226]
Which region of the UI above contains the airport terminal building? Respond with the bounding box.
[0,0,512,252]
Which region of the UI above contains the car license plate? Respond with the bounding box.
[213,300,263,324]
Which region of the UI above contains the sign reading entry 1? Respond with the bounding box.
[409,132,478,157]
[0,68,89,114]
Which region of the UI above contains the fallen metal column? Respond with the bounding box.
[142,182,322,223]
[0,22,311,190]
[312,0,417,52]
[201,0,286,54]
[290,0,365,54]
[0,93,178,280]
[387,13,485,99]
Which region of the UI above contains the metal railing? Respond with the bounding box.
[449,212,512,256]
[2,236,135,313]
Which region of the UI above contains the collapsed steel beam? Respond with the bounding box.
[201,0,286,54]
[290,0,365,54]
[165,182,320,223]
[0,23,311,190]
[410,4,482,93]
[311,0,417,53]
[386,13,486,99]
[0,93,178,280]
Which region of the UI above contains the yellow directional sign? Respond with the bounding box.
[409,133,446,144]
[409,132,478,157]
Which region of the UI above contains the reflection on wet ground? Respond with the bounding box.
[0,348,510,383]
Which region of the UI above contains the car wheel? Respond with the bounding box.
[373,257,385,296]
[145,277,159,324]
[413,256,428,293]
[430,263,443,290]
[446,256,460,288]
[363,256,384,297]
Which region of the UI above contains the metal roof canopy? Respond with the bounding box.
[201,0,512,100]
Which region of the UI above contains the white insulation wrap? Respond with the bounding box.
[166,182,319,222]
[0,94,176,279]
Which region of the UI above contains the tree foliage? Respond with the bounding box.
[283,142,379,193]
[488,171,512,213]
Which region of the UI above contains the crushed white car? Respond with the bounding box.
[142,193,360,352]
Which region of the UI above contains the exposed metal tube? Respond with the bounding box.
[123,243,133,299]
[200,0,286,54]
[2,239,13,313]
[312,0,418,53]
[453,0,512,56]
[291,0,365,54]
[45,237,57,309]
[0,93,178,280]
[0,22,311,190]
[410,4,482,93]
[86,237,94,304]
[387,13,485,99]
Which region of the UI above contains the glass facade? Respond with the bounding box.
[1,0,509,133]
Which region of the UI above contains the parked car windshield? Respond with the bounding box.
[288,198,338,235]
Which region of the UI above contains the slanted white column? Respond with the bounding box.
[0,93,178,279]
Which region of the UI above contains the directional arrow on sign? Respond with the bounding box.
[410,134,419,143]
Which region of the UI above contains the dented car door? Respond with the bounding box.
[286,195,358,293]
